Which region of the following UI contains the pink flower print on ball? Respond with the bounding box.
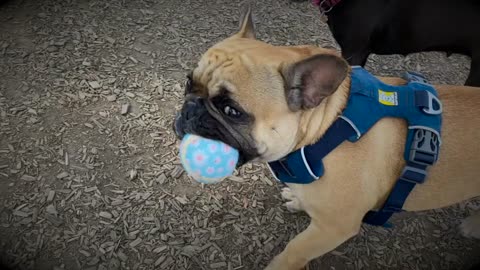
[209,144,218,153]
[193,151,207,166]
[179,134,239,184]
[222,144,232,154]
[191,137,200,146]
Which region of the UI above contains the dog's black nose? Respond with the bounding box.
[183,100,198,120]
[183,96,205,123]
[174,96,204,139]
[173,112,185,139]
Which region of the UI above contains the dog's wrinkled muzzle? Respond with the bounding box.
[172,97,258,167]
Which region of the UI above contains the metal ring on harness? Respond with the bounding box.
[422,91,442,115]
[319,0,334,13]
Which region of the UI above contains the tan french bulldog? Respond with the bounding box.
[174,7,480,270]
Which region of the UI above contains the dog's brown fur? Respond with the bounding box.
[186,7,480,270]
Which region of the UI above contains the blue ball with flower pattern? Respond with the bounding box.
[179,134,239,184]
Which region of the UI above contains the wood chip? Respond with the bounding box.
[56,171,69,179]
[128,56,138,64]
[170,166,184,179]
[153,246,167,253]
[210,262,227,269]
[85,187,97,193]
[117,251,128,262]
[129,237,142,248]
[89,81,101,89]
[154,256,166,267]
[175,196,188,205]
[159,257,174,269]
[20,174,36,181]
[111,199,123,206]
[79,249,91,257]
[13,210,30,217]
[105,37,116,44]
[156,174,167,184]
[106,95,117,102]
[47,190,55,202]
[129,169,137,180]
[46,205,58,216]
[121,103,130,115]
[99,211,112,219]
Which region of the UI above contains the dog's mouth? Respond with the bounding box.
[173,98,258,167]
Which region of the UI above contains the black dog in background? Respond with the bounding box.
[303,0,480,86]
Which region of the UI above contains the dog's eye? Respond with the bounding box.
[223,105,242,118]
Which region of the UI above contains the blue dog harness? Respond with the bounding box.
[267,66,443,227]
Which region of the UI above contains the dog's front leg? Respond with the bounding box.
[265,218,361,270]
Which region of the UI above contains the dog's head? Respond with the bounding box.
[174,7,350,166]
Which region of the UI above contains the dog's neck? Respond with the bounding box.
[294,75,351,149]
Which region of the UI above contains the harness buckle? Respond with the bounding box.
[409,128,440,166]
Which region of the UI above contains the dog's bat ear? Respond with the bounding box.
[235,3,255,39]
[283,54,349,111]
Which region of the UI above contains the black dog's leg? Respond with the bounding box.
[342,50,370,67]
[465,55,480,87]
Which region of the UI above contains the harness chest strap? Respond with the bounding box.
[267,67,443,227]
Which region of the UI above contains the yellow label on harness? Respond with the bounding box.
[378,89,398,106]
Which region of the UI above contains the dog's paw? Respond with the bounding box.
[265,254,306,270]
[284,201,303,213]
[281,187,303,212]
[460,212,480,239]
[281,187,296,200]
[264,255,286,270]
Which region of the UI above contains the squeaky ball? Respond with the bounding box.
[179,134,239,184]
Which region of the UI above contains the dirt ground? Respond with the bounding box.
[0,0,479,269]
